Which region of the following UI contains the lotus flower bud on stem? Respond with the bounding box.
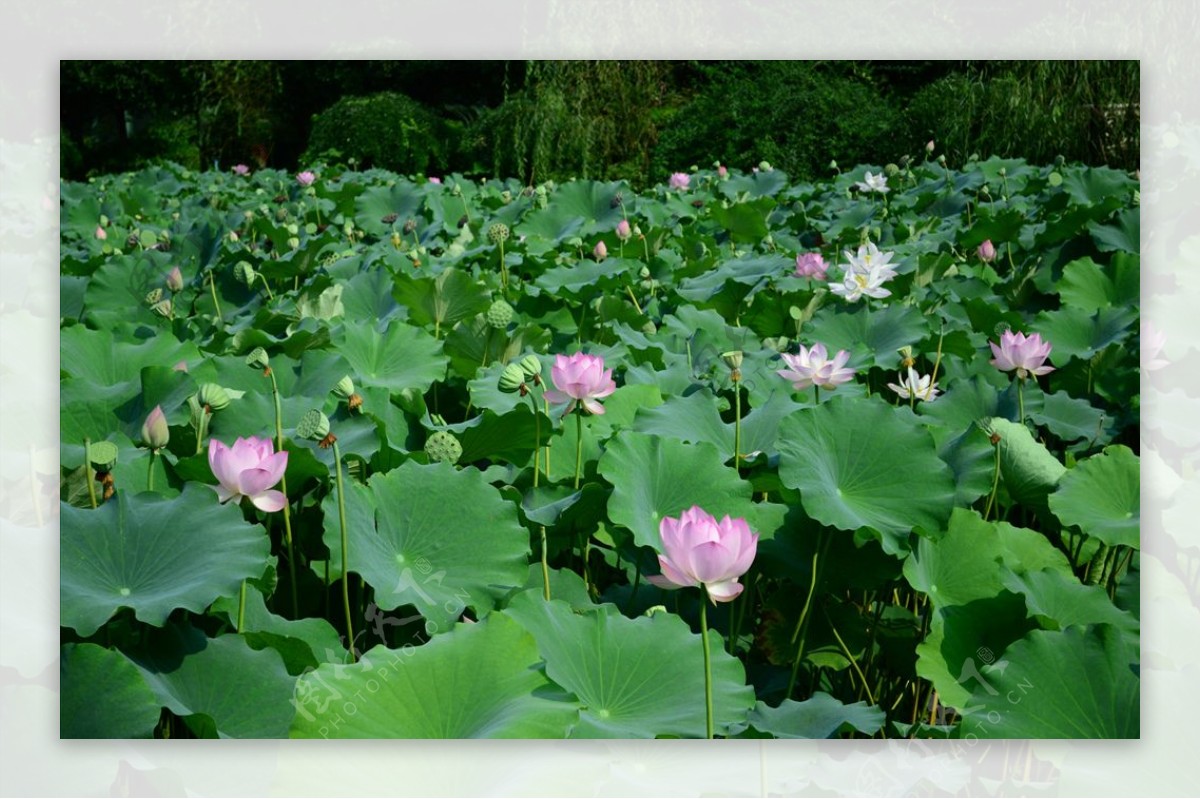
[166,266,184,292]
[141,405,170,450]
[977,240,997,263]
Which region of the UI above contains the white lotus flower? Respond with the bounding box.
[855,171,889,194]
[829,263,894,302]
[887,367,941,402]
[843,241,897,278]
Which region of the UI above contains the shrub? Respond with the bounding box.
[904,62,1139,170]
[650,63,900,182]
[304,91,448,174]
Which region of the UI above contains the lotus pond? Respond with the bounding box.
[59,155,1140,739]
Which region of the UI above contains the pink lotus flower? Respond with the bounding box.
[428,176,442,184]
[296,171,316,187]
[95,225,107,240]
[141,405,170,450]
[232,164,251,176]
[166,266,184,292]
[669,172,690,190]
[978,240,997,263]
[777,343,855,391]
[593,240,608,261]
[717,164,728,178]
[794,252,828,279]
[543,353,617,415]
[615,219,632,241]
[648,506,758,603]
[989,331,1055,379]
[208,436,289,512]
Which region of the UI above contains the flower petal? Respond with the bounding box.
[249,489,287,513]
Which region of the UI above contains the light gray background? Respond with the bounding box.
[2,1,1196,795]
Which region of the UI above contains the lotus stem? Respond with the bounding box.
[573,408,583,491]
[700,588,715,739]
[267,370,299,619]
[83,437,98,510]
[147,449,157,492]
[333,440,356,660]
[207,269,223,324]
[237,579,247,631]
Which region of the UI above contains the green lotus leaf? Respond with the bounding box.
[597,430,756,552]
[393,267,491,332]
[744,694,885,739]
[60,484,271,636]
[959,625,1138,738]
[777,397,956,554]
[353,182,425,237]
[1088,207,1139,254]
[333,319,448,394]
[982,417,1066,509]
[803,303,929,369]
[210,587,348,674]
[290,613,578,738]
[1032,305,1137,364]
[132,632,298,739]
[1048,444,1139,548]
[504,593,756,738]
[324,460,530,629]
[1000,568,1139,635]
[60,643,161,739]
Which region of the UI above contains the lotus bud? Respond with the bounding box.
[88,440,119,472]
[297,409,331,441]
[926,140,935,153]
[758,161,772,172]
[141,405,170,450]
[937,154,947,165]
[828,159,838,171]
[593,240,608,261]
[424,430,462,464]
[519,354,543,382]
[245,347,270,370]
[499,362,527,393]
[978,240,997,263]
[616,219,632,241]
[95,225,107,240]
[166,266,184,292]
[717,164,728,178]
[197,383,231,412]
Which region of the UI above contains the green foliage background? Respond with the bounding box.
[60,60,1139,184]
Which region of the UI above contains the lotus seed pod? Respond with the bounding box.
[937,154,947,165]
[197,383,231,412]
[519,354,543,381]
[297,409,331,441]
[1054,154,1066,167]
[501,190,513,204]
[288,236,300,250]
[333,375,356,399]
[486,299,514,329]
[391,231,402,249]
[499,362,526,393]
[88,440,119,471]
[145,288,164,306]
[286,223,300,236]
[234,261,256,285]
[424,431,462,464]
[487,222,510,244]
[245,347,270,370]
[151,299,173,318]
[721,350,744,370]
[274,207,288,222]
[884,163,900,177]
[403,218,417,234]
